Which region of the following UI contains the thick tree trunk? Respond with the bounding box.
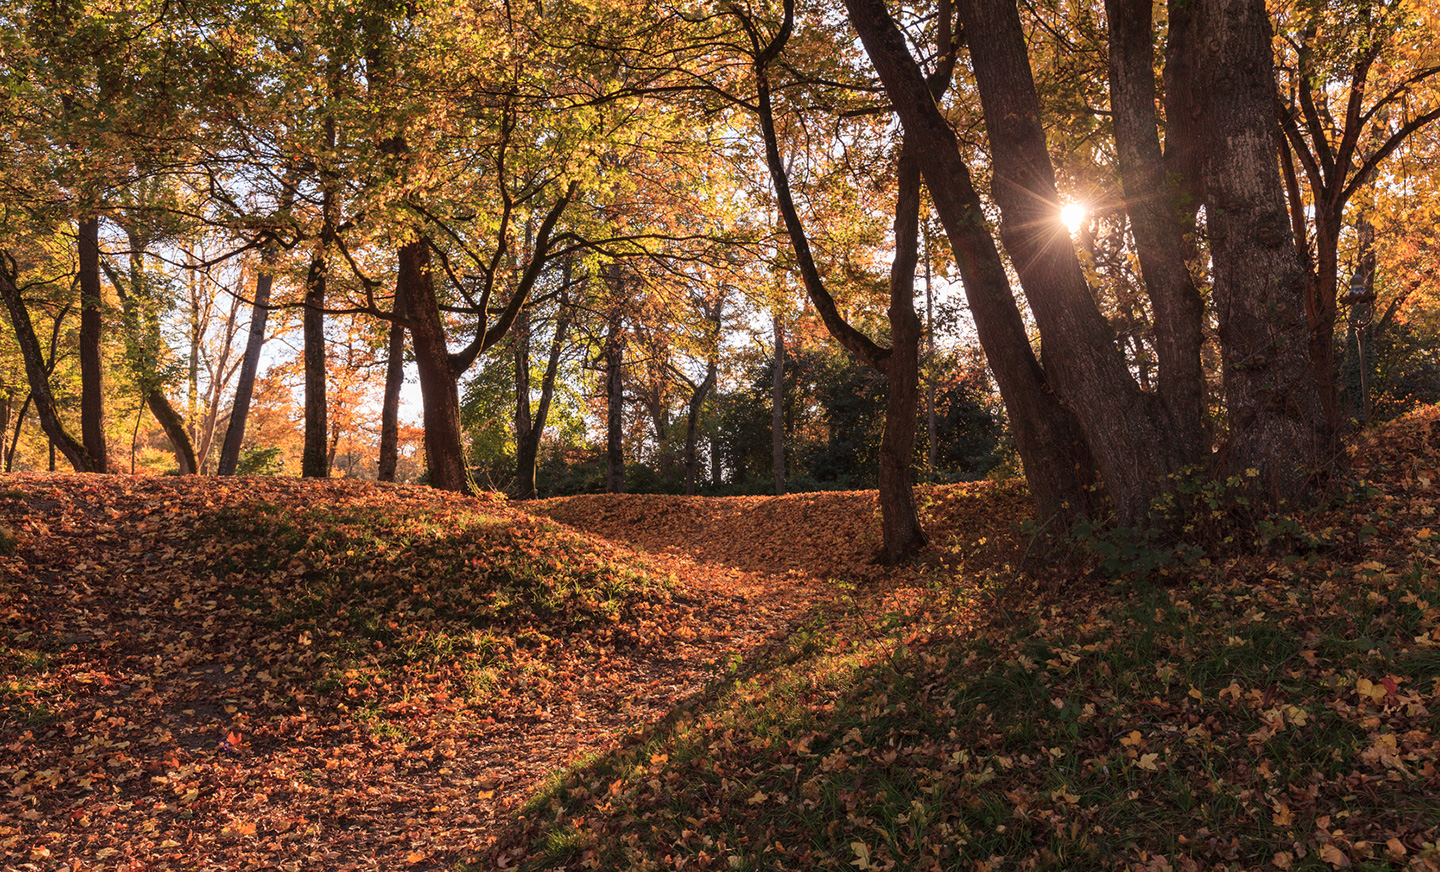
[956,0,1180,524]
[876,144,928,564]
[218,254,276,475]
[771,315,786,496]
[377,288,406,482]
[77,215,107,472]
[300,247,329,479]
[844,0,1100,522]
[1184,0,1336,498]
[1106,0,1207,463]
[0,266,94,471]
[398,238,473,494]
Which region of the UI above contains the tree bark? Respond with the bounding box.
[843,0,1100,522]
[604,268,626,494]
[144,390,197,475]
[77,215,107,472]
[398,237,474,494]
[955,0,1180,523]
[875,143,928,564]
[0,264,94,471]
[514,283,573,500]
[218,254,276,475]
[513,304,533,490]
[300,244,329,479]
[377,285,406,482]
[1183,0,1336,497]
[1105,0,1207,463]
[683,358,717,496]
[771,314,786,496]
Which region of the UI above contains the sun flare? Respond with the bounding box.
[1060,202,1087,235]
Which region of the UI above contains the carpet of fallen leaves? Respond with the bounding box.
[6,406,1440,872]
[496,410,1440,872]
[0,475,906,870]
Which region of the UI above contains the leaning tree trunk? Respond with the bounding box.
[218,256,276,475]
[77,215,107,472]
[108,245,200,475]
[956,0,1182,524]
[144,390,197,474]
[397,238,473,494]
[0,265,94,471]
[1184,0,1337,499]
[377,289,406,482]
[843,0,1100,522]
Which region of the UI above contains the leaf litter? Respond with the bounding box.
[3,407,1440,871]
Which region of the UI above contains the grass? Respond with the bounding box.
[493,460,1440,871]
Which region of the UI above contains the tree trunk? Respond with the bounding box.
[771,315,786,496]
[956,0,1180,524]
[0,381,9,469]
[710,433,722,485]
[104,240,200,475]
[1183,0,1336,498]
[515,281,573,500]
[398,237,473,494]
[684,361,716,496]
[6,394,30,472]
[1106,0,1207,463]
[218,255,276,475]
[843,0,1100,522]
[300,245,329,479]
[145,389,197,474]
[513,304,533,492]
[0,265,94,471]
[603,263,627,494]
[876,143,928,564]
[1308,212,1342,429]
[377,286,406,482]
[923,222,937,481]
[77,215,107,472]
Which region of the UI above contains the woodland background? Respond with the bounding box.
[2,0,1436,528]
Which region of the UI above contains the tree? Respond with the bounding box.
[1274,0,1440,429]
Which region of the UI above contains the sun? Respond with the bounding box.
[1060,202,1087,235]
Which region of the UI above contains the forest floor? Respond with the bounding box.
[1,409,1439,871]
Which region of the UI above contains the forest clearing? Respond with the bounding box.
[2,406,1438,870]
[5,0,1440,867]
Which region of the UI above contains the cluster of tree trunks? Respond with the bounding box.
[838,0,1337,543]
